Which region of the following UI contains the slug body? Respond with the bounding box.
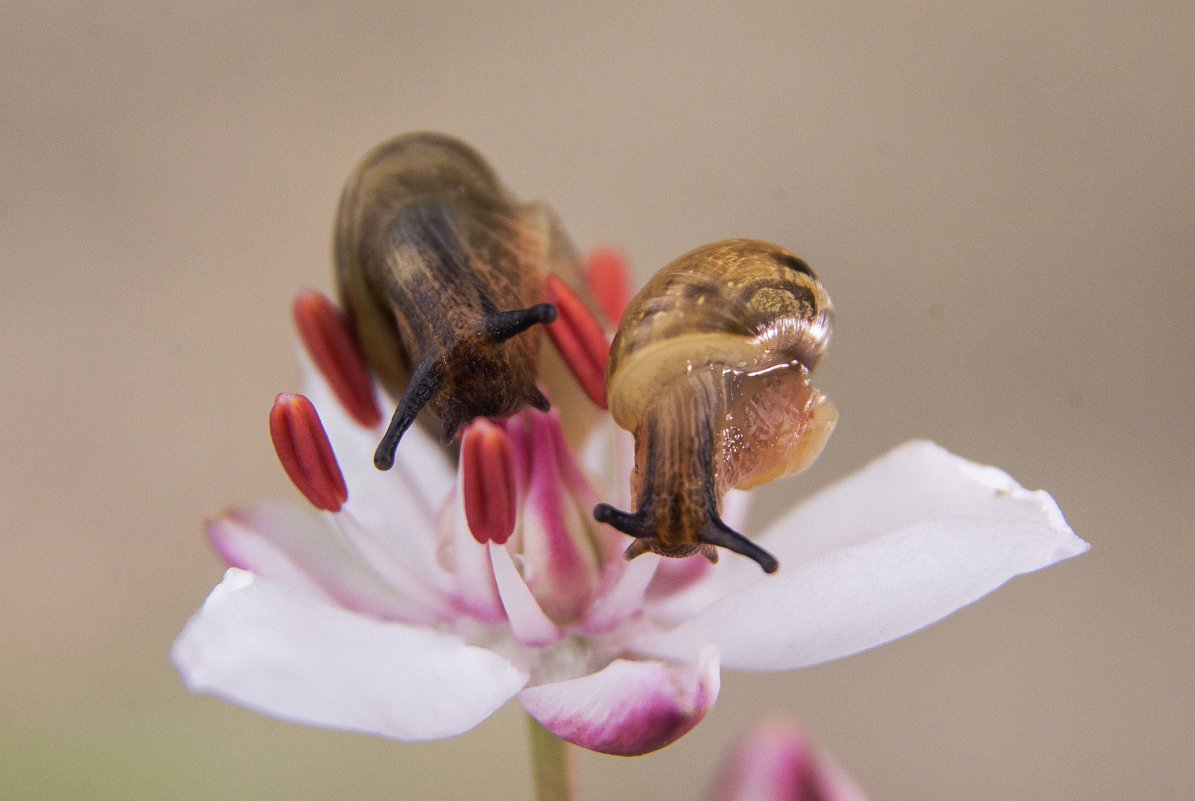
[335,132,561,468]
[595,239,837,573]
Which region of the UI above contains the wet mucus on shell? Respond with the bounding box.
[594,239,838,573]
[335,132,565,469]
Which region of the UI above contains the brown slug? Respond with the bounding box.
[334,132,570,469]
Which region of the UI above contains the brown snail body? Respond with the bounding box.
[335,132,571,468]
[594,239,837,573]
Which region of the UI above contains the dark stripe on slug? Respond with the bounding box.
[774,252,816,279]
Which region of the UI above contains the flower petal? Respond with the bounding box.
[519,649,720,756]
[638,441,1088,670]
[760,440,1082,568]
[300,352,453,537]
[489,543,564,647]
[173,569,527,740]
[208,503,439,624]
[708,720,869,801]
[515,412,602,623]
[579,552,659,634]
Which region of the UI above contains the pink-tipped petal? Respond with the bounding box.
[208,504,438,625]
[637,441,1088,670]
[519,412,602,623]
[708,720,869,801]
[519,649,720,756]
[489,544,564,647]
[173,570,527,740]
[580,553,659,634]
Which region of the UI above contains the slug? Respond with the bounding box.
[334,132,564,469]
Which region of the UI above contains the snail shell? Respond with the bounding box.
[335,132,570,469]
[594,239,837,573]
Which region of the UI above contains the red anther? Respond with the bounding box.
[293,290,382,428]
[461,419,517,545]
[269,393,348,513]
[543,275,610,410]
[583,247,633,325]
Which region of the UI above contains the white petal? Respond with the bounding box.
[300,353,454,589]
[760,440,1080,568]
[637,441,1087,670]
[579,553,659,634]
[209,503,440,624]
[519,649,720,756]
[173,569,527,740]
[489,544,563,646]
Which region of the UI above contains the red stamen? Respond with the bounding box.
[269,393,348,513]
[293,290,382,428]
[461,419,517,545]
[583,247,632,324]
[543,275,610,410]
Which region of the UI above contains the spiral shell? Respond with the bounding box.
[595,239,837,573]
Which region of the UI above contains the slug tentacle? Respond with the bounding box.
[483,304,558,343]
[595,239,837,573]
[375,357,442,470]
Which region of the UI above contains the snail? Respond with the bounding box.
[593,239,838,573]
[335,132,573,469]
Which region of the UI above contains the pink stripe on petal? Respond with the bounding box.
[174,570,528,742]
[208,504,436,625]
[489,544,564,647]
[332,512,452,622]
[519,412,601,623]
[579,553,659,634]
[519,649,720,756]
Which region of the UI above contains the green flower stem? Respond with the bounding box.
[527,713,580,801]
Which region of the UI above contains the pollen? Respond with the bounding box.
[269,393,348,513]
[543,275,610,410]
[461,419,517,545]
[293,290,382,428]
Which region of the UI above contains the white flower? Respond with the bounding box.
[172,290,1087,756]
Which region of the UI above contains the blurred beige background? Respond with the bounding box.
[2,2,1191,799]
